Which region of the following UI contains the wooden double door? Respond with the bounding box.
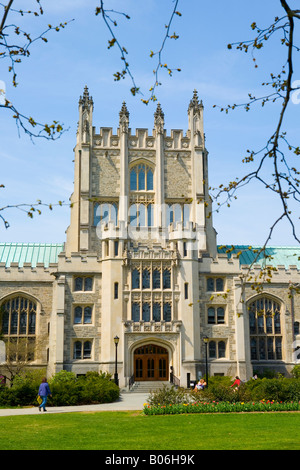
[134,344,169,381]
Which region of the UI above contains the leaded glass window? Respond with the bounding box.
[1,296,36,336]
[142,269,150,289]
[153,303,161,322]
[132,269,140,289]
[163,303,171,322]
[130,164,154,191]
[163,269,171,289]
[153,269,160,289]
[132,303,140,322]
[142,303,150,322]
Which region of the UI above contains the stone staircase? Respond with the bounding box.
[128,381,172,394]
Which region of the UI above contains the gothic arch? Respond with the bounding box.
[129,157,155,171]
[246,292,284,362]
[0,290,42,309]
[128,337,175,381]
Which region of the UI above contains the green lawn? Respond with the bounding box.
[0,411,299,450]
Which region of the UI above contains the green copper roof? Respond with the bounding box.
[0,243,64,267]
[0,243,299,269]
[217,245,300,268]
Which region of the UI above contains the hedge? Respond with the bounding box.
[0,370,119,407]
[145,377,300,414]
[143,400,300,415]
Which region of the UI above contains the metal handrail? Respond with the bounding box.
[128,374,135,390]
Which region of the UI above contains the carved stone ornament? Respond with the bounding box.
[154,103,165,135]
[119,101,129,134]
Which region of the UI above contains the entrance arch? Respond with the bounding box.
[134,344,169,381]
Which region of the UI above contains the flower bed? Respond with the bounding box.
[143,400,300,415]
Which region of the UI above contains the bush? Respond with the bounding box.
[291,365,300,379]
[0,370,120,408]
[147,377,300,408]
[147,384,188,406]
[76,371,119,404]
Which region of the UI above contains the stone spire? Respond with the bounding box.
[154,102,164,134]
[119,101,129,133]
[188,89,203,115]
[79,85,93,111]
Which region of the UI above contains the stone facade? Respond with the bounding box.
[0,88,299,386]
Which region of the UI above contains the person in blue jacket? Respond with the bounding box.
[38,377,52,412]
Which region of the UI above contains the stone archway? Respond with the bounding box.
[134,343,169,381]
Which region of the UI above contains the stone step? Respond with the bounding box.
[129,381,172,393]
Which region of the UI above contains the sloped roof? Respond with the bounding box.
[0,243,299,269]
[217,245,300,268]
[0,243,64,267]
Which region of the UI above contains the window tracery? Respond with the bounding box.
[248,296,282,361]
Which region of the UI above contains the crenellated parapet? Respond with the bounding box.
[0,261,58,281]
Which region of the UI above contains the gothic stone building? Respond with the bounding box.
[0,88,300,387]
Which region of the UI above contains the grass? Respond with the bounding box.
[0,411,300,450]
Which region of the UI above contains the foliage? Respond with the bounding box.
[143,400,300,415]
[144,377,300,415]
[147,384,188,406]
[291,365,300,379]
[0,370,119,407]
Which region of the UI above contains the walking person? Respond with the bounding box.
[38,377,52,412]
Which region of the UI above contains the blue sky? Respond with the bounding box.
[1,0,300,246]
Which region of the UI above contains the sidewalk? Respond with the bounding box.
[0,392,150,417]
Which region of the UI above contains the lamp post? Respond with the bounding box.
[203,335,209,388]
[114,335,119,386]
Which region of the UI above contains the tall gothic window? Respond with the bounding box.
[132,269,140,289]
[163,269,171,289]
[248,296,282,361]
[153,269,161,289]
[142,303,150,322]
[129,203,153,227]
[1,296,36,336]
[130,164,154,191]
[142,269,150,289]
[153,303,161,322]
[94,202,118,226]
[163,303,171,322]
[1,295,37,362]
[166,204,190,227]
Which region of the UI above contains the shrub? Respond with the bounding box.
[147,384,188,406]
[76,372,119,404]
[0,370,119,407]
[291,365,300,379]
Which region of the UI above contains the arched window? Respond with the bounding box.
[74,306,92,325]
[207,306,225,325]
[1,296,37,336]
[206,278,224,292]
[248,296,283,361]
[163,269,171,289]
[153,269,161,289]
[209,341,216,358]
[132,269,140,289]
[1,295,38,362]
[129,203,153,227]
[142,303,150,322]
[132,303,140,322]
[94,202,118,226]
[130,164,154,191]
[208,340,226,359]
[73,340,92,360]
[153,303,161,322]
[142,269,150,289]
[218,341,226,358]
[163,303,172,322]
